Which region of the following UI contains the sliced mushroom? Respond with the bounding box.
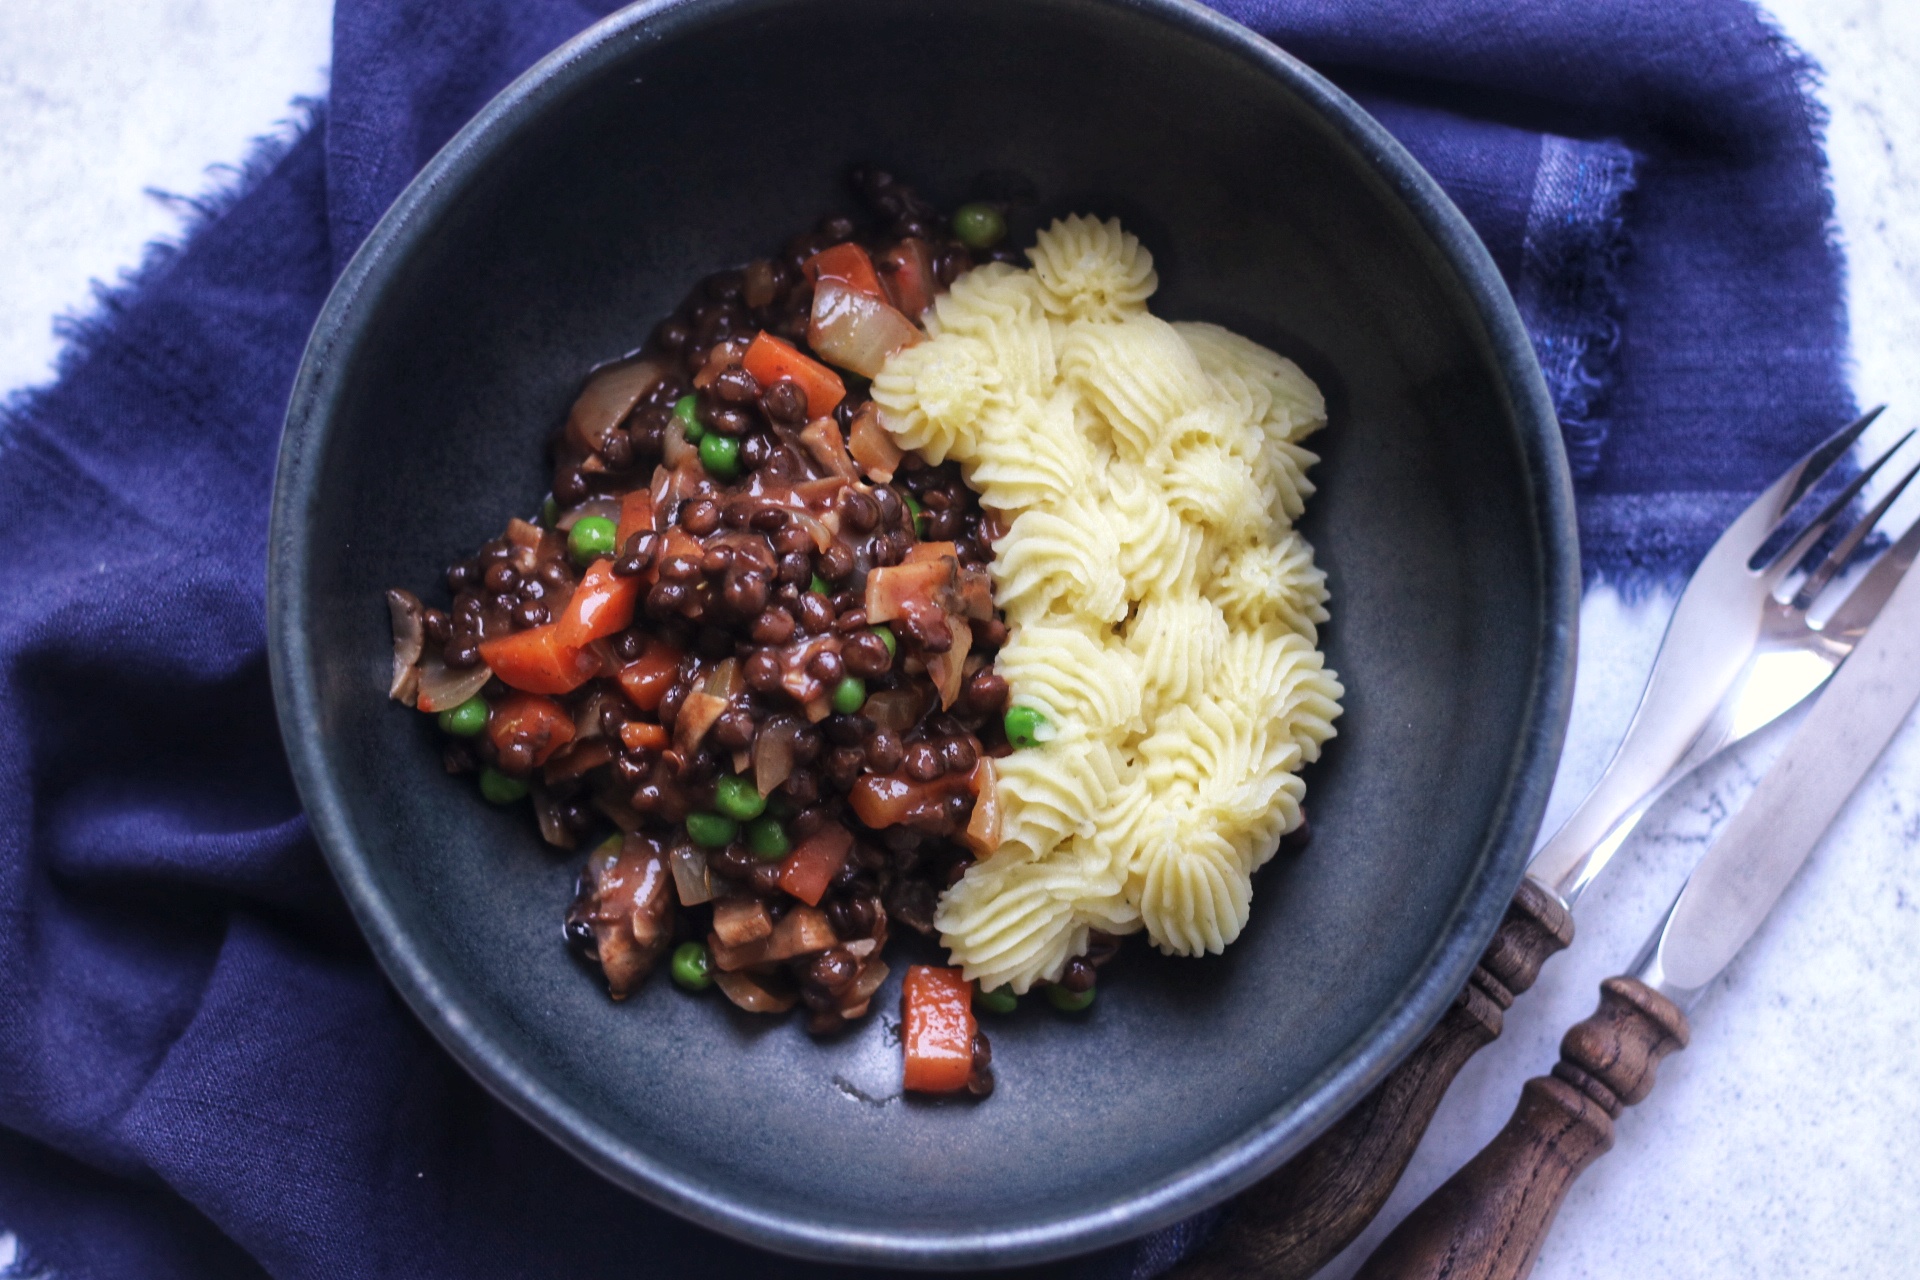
[565,834,674,999]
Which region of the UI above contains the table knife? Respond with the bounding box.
[1353,507,1920,1280]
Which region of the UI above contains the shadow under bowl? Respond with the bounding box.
[268,0,1578,1267]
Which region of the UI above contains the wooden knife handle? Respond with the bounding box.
[1353,976,1691,1280]
[1172,879,1574,1280]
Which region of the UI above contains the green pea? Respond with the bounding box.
[952,202,1007,251]
[809,572,831,596]
[1046,983,1096,1013]
[871,625,897,659]
[568,515,618,565]
[976,984,1018,1015]
[540,495,559,528]
[685,812,739,849]
[699,432,742,480]
[1004,705,1049,749]
[831,676,867,715]
[674,394,705,441]
[437,696,489,738]
[670,941,714,991]
[746,817,791,860]
[714,775,767,822]
[478,767,528,805]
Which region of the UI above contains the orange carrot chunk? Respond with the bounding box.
[486,693,576,767]
[802,241,887,299]
[614,489,654,548]
[478,624,599,695]
[742,332,846,420]
[553,559,641,647]
[618,720,668,751]
[777,824,853,907]
[902,966,976,1094]
[615,640,684,712]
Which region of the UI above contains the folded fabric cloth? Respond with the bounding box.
[0,1,1849,1276]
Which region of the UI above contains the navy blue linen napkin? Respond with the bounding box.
[0,1,1849,1276]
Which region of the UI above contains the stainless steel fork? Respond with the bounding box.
[1528,406,1920,907]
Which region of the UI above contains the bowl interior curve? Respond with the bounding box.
[271,0,1574,1265]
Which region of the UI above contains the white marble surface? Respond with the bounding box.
[2,2,1917,1277]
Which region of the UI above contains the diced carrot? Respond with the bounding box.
[803,242,886,299]
[902,966,976,1094]
[615,489,654,547]
[742,331,845,420]
[553,559,642,647]
[616,641,684,711]
[487,693,576,767]
[777,824,854,906]
[619,720,668,751]
[876,239,937,317]
[478,624,600,695]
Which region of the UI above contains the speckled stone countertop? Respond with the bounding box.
[2,2,1916,1276]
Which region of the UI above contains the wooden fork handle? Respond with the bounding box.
[1171,879,1574,1280]
[1354,976,1691,1280]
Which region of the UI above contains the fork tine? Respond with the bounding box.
[1778,404,1887,515]
[1761,427,1916,581]
[1821,506,1920,639]
[1792,459,1920,610]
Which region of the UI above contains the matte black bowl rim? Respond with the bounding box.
[267,0,1579,1265]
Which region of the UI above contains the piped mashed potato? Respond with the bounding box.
[873,216,1344,994]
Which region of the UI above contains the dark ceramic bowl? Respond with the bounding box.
[268,0,1577,1267]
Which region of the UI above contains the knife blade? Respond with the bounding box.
[1635,536,1920,1008]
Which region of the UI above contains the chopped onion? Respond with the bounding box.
[799,417,860,481]
[692,336,752,391]
[505,518,544,573]
[703,657,744,702]
[714,969,799,1014]
[415,655,492,713]
[807,283,922,378]
[964,759,1002,856]
[842,937,879,960]
[531,786,576,849]
[669,842,712,906]
[386,588,424,705]
[543,738,613,784]
[763,906,838,962]
[787,506,837,553]
[713,897,773,947]
[566,356,665,453]
[753,715,803,796]
[848,402,904,482]
[674,691,727,753]
[661,418,692,468]
[927,617,972,709]
[864,558,955,624]
[837,960,890,1016]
